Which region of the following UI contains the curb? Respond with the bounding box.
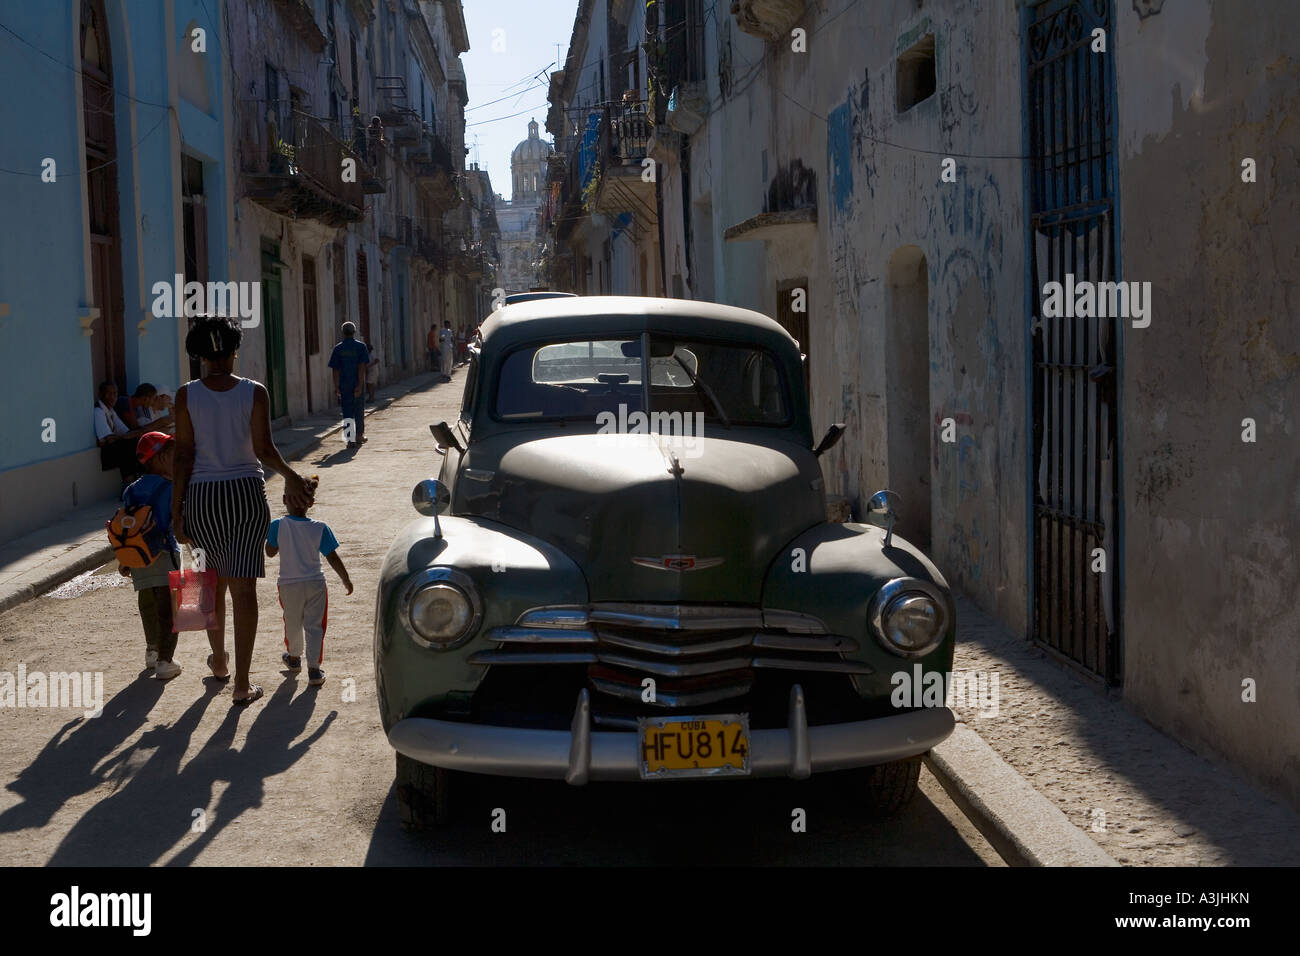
[0,374,449,616]
[0,545,117,617]
[925,723,1119,866]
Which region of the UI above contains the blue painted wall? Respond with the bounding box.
[0,0,232,504]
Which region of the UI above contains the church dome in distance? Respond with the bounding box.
[512,118,551,162]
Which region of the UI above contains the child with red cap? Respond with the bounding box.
[118,431,183,680]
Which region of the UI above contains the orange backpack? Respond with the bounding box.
[106,484,166,569]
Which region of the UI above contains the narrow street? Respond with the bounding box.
[0,373,1000,866]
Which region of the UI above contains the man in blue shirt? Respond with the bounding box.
[328,322,370,447]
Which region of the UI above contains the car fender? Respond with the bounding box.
[374,515,589,731]
[762,521,955,702]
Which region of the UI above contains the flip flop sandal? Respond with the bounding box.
[206,652,231,683]
[231,684,264,707]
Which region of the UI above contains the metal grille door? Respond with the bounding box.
[1025,0,1121,684]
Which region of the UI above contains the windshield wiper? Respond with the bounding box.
[675,354,731,428]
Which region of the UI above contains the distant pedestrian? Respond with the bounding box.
[365,342,379,402]
[426,323,439,372]
[115,432,182,680]
[94,382,144,485]
[438,321,454,378]
[264,475,353,688]
[329,321,370,447]
[172,317,313,706]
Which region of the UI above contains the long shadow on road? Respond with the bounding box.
[38,680,333,866]
[364,770,990,865]
[0,675,171,837]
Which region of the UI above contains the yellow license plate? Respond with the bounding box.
[638,715,750,779]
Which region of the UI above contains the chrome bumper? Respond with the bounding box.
[387,686,955,784]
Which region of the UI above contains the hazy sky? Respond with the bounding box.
[460,2,577,201]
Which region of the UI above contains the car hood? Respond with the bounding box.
[455,431,826,603]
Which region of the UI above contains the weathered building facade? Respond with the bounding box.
[544,0,660,297]
[548,0,1300,808]
[0,0,490,540]
[228,0,479,419]
[0,0,236,542]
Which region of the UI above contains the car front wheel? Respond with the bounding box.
[840,754,923,816]
[395,752,454,828]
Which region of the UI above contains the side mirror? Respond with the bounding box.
[813,423,846,458]
[412,478,451,537]
[430,421,464,454]
[865,489,901,549]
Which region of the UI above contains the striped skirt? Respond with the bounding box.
[183,476,272,578]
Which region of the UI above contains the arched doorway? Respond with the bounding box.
[885,245,931,549]
[81,0,125,393]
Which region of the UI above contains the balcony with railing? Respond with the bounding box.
[414,129,459,209]
[411,227,445,268]
[591,100,653,218]
[375,75,422,144]
[240,103,367,225]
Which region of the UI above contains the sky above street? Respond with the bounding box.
[460,1,577,201]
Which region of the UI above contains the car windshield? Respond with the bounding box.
[494,335,790,426]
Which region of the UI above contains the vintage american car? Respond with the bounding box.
[374,295,956,826]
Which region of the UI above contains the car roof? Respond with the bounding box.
[480,295,799,353]
[503,291,577,305]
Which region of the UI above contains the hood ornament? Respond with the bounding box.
[632,555,724,572]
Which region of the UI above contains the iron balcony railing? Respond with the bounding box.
[550,102,650,234]
[239,102,366,213]
[602,100,650,166]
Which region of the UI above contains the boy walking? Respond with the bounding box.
[264,476,352,686]
[117,432,182,680]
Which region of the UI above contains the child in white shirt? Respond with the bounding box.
[264,477,352,686]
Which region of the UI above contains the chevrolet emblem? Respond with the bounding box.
[631,555,724,571]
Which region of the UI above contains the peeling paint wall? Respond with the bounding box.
[658,1,1027,630]
[1116,0,1300,807]
[810,0,1028,631]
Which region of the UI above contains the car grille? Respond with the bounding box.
[468,603,870,709]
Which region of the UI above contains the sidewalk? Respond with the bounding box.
[0,370,449,615]
[947,594,1300,865]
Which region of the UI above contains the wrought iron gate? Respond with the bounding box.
[1025,0,1121,684]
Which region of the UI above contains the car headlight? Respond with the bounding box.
[868,578,951,658]
[400,567,482,649]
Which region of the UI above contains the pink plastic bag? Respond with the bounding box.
[169,548,218,632]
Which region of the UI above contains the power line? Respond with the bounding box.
[465,75,547,112]
[466,102,550,127]
[0,20,171,111]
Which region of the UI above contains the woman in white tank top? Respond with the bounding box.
[171,318,313,706]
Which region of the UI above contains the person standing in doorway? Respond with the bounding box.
[171,317,313,706]
[328,321,370,447]
[438,321,454,380]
